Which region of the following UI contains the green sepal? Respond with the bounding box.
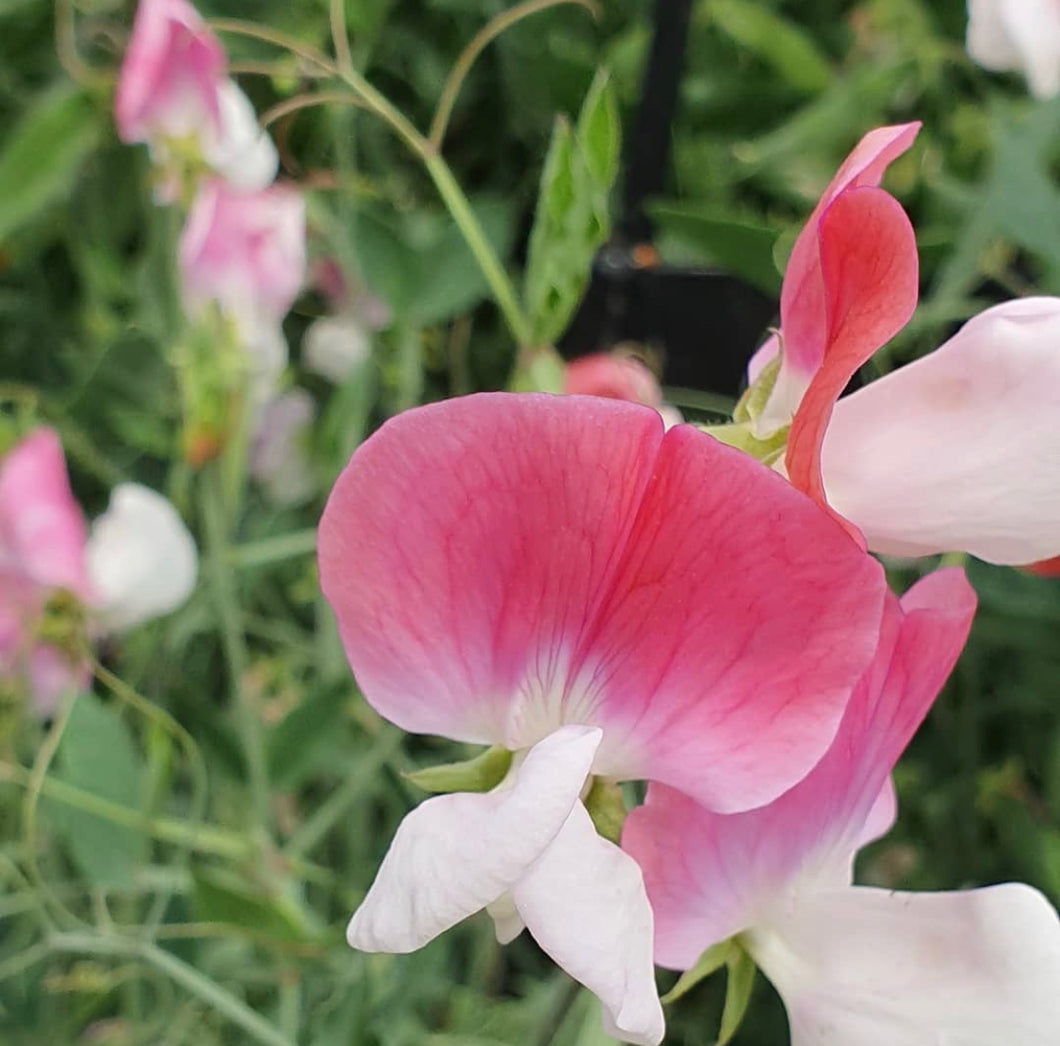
[662,937,757,1046]
[697,420,789,465]
[403,745,513,794]
[717,941,757,1045]
[661,939,734,1004]
[584,777,627,844]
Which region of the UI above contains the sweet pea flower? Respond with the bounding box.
[625,567,1060,1045]
[966,0,1060,99]
[746,123,1060,563]
[0,430,199,713]
[564,352,683,429]
[319,392,892,1044]
[0,430,94,714]
[179,179,306,403]
[115,0,277,192]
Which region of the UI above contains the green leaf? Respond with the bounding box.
[0,86,100,245]
[661,940,733,1004]
[651,202,783,295]
[352,198,516,328]
[404,746,513,794]
[48,693,147,889]
[705,0,833,94]
[524,73,622,346]
[717,943,757,1046]
[191,866,327,944]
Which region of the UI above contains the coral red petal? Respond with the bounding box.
[778,123,919,380]
[784,187,919,524]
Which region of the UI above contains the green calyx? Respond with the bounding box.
[697,419,788,466]
[697,349,790,466]
[662,936,757,1046]
[404,745,513,794]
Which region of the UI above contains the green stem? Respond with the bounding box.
[1,763,342,890]
[49,932,301,1046]
[230,529,318,570]
[201,467,271,836]
[421,151,532,344]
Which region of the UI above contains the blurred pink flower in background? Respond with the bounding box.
[0,430,93,715]
[626,567,1060,1045]
[0,430,198,714]
[115,0,277,192]
[966,0,1060,99]
[179,179,306,402]
[564,352,682,428]
[319,392,892,1043]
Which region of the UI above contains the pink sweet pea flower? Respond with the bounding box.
[319,392,890,1043]
[115,0,277,192]
[625,568,1060,1045]
[1,430,199,713]
[749,123,1060,563]
[967,0,1060,99]
[0,429,93,715]
[180,179,306,400]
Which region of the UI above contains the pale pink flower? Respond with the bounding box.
[115,0,277,191]
[250,389,317,505]
[319,392,891,1043]
[748,123,1060,564]
[626,568,1060,1045]
[0,431,199,713]
[180,179,306,401]
[967,0,1060,99]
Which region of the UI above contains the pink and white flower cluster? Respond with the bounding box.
[317,123,1060,1044]
[117,0,306,422]
[1,429,197,716]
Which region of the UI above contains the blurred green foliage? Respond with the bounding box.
[2,0,1060,1044]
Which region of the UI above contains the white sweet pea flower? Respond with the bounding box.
[86,484,198,632]
[967,0,1060,99]
[204,80,279,192]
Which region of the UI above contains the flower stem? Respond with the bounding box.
[212,18,532,347]
[200,467,271,836]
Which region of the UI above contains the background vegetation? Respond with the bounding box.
[2,0,1060,1043]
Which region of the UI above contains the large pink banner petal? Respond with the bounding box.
[321,393,889,814]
